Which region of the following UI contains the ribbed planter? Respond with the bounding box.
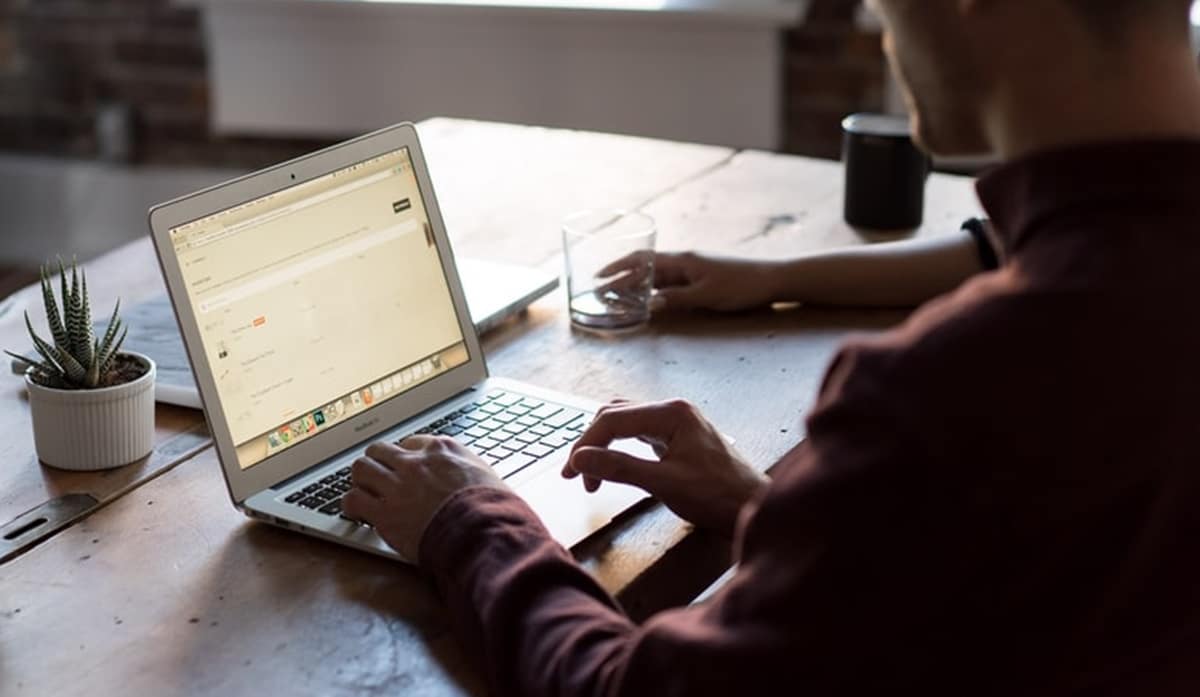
[25,352,156,471]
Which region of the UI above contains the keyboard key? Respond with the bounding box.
[491,445,517,458]
[493,412,517,424]
[518,398,545,410]
[531,425,554,437]
[318,500,343,516]
[320,474,338,485]
[516,415,540,427]
[500,422,525,435]
[437,425,464,436]
[477,419,504,432]
[314,488,339,502]
[453,434,477,447]
[473,436,501,451]
[508,405,533,416]
[486,390,506,400]
[460,406,477,415]
[453,417,475,429]
[480,403,503,415]
[465,426,492,439]
[514,432,540,444]
[299,496,324,509]
[568,419,587,432]
[481,452,503,466]
[545,409,584,429]
[494,452,537,478]
[495,393,522,407]
[541,433,571,449]
[530,404,562,420]
[302,483,321,494]
[522,443,554,459]
[284,491,305,503]
[336,466,351,476]
[333,480,353,493]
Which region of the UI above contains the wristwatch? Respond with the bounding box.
[961,217,1000,271]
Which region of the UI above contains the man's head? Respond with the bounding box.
[868,0,1197,158]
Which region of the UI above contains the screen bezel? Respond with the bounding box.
[149,123,488,503]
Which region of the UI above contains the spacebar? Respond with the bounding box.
[494,452,537,479]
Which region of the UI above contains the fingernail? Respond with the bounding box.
[648,296,666,312]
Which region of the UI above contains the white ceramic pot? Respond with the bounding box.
[25,352,156,471]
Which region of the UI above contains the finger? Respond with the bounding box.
[647,253,694,289]
[342,488,385,524]
[569,446,663,492]
[597,250,657,278]
[563,399,632,477]
[650,285,702,312]
[596,399,631,415]
[566,400,672,475]
[594,267,652,295]
[351,455,398,497]
[636,435,669,458]
[365,440,411,467]
[564,413,663,477]
[573,400,692,453]
[396,434,439,450]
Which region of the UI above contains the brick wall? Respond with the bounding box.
[0,0,883,166]
[0,0,331,168]
[783,0,887,159]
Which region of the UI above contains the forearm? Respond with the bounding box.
[765,230,984,308]
[422,487,638,697]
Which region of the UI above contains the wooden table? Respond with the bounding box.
[0,119,980,696]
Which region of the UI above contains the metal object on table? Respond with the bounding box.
[0,423,211,565]
[0,494,98,565]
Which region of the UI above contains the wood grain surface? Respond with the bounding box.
[0,120,982,696]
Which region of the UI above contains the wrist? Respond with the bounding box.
[759,257,811,304]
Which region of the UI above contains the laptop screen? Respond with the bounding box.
[167,147,469,470]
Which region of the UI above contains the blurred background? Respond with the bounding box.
[0,0,1196,299]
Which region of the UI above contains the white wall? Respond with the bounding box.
[197,0,808,150]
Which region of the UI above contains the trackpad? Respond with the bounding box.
[520,439,654,549]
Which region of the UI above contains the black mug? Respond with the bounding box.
[842,113,930,231]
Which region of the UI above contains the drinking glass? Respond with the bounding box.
[562,209,656,330]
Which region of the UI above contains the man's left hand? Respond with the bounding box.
[342,437,508,562]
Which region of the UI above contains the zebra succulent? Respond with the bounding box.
[5,260,128,390]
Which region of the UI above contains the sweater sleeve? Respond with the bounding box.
[420,486,638,696]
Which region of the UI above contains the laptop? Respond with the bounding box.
[148,122,648,562]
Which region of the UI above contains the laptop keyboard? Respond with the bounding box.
[280,388,588,518]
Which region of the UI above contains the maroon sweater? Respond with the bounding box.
[421,141,1200,696]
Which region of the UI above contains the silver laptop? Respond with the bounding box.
[148,122,648,562]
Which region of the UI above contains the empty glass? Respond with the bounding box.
[562,209,656,330]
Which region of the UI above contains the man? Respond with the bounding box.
[344,0,1200,693]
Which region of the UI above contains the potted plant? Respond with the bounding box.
[5,261,155,470]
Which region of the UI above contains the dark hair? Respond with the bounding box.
[1061,0,1194,37]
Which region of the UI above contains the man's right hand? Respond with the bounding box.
[563,399,768,538]
[600,252,782,313]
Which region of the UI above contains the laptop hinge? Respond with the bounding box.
[268,385,480,491]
